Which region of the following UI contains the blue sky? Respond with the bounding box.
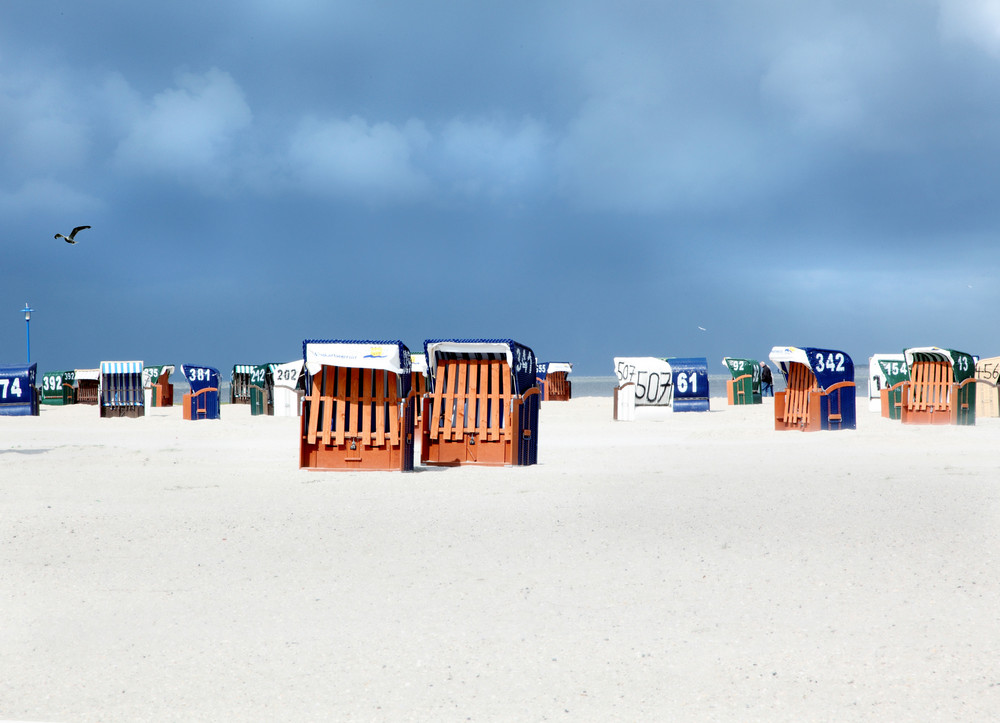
[3,1,999,375]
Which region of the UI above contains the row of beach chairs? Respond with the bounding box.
[618,345,989,432]
[5,339,551,471]
[298,339,540,471]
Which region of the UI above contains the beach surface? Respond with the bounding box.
[2,398,999,721]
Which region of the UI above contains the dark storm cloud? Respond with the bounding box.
[3,1,1000,372]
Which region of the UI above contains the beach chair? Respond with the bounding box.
[722,358,761,405]
[181,364,221,420]
[422,339,540,466]
[613,356,673,420]
[669,357,710,411]
[769,347,856,431]
[40,370,77,405]
[537,362,573,401]
[230,365,253,404]
[0,364,39,416]
[869,354,908,419]
[249,364,274,416]
[900,347,976,425]
[74,368,100,405]
[975,356,1000,418]
[272,360,305,417]
[300,340,416,471]
[410,353,429,435]
[99,361,145,418]
[143,365,175,408]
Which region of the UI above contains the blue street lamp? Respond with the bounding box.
[21,302,33,364]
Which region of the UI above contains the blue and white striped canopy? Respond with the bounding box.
[100,361,143,375]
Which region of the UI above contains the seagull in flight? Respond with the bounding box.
[55,225,91,244]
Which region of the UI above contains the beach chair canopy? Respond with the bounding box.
[868,354,907,397]
[903,347,975,383]
[543,362,573,375]
[101,361,143,375]
[250,364,273,386]
[272,360,304,390]
[74,368,100,382]
[424,339,536,395]
[304,340,412,396]
[142,365,174,388]
[769,346,854,391]
[182,364,220,393]
[613,356,672,405]
[41,369,75,393]
[722,357,761,382]
[0,363,37,416]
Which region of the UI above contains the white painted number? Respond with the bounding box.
[187,368,214,383]
[813,352,845,373]
[675,371,698,395]
[0,377,23,399]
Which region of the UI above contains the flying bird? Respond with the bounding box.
[55,226,91,244]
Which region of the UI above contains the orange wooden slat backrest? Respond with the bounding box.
[304,366,403,448]
[428,358,514,441]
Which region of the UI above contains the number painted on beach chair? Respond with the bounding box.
[613,357,673,406]
[0,377,23,399]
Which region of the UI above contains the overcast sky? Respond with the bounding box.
[3,1,999,375]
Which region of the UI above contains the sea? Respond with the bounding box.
[571,365,877,399]
[175,367,876,402]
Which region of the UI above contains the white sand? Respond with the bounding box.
[2,398,999,721]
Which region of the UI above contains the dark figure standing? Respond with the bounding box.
[760,361,774,397]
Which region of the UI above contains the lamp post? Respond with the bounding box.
[21,302,33,364]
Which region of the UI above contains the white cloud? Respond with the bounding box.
[437,117,551,199]
[0,71,91,174]
[554,88,772,214]
[938,0,1000,54]
[113,68,252,190]
[761,39,864,135]
[286,115,431,201]
[0,178,103,217]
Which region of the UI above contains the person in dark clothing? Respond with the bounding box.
[759,361,774,397]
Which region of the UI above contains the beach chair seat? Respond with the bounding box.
[774,362,819,430]
[181,365,221,420]
[422,339,540,466]
[974,357,1000,418]
[74,369,100,405]
[249,364,274,416]
[410,356,429,436]
[538,362,573,401]
[545,371,571,401]
[99,361,145,418]
[899,348,976,426]
[144,365,175,408]
[722,358,762,406]
[299,341,415,471]
[770,347,856,432]
[272,360,305,417]
[230,365,253,404]
[41,370,77,406]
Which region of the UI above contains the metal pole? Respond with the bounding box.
[21,303,33,364]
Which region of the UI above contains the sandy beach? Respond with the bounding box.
[2,397,999,721]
